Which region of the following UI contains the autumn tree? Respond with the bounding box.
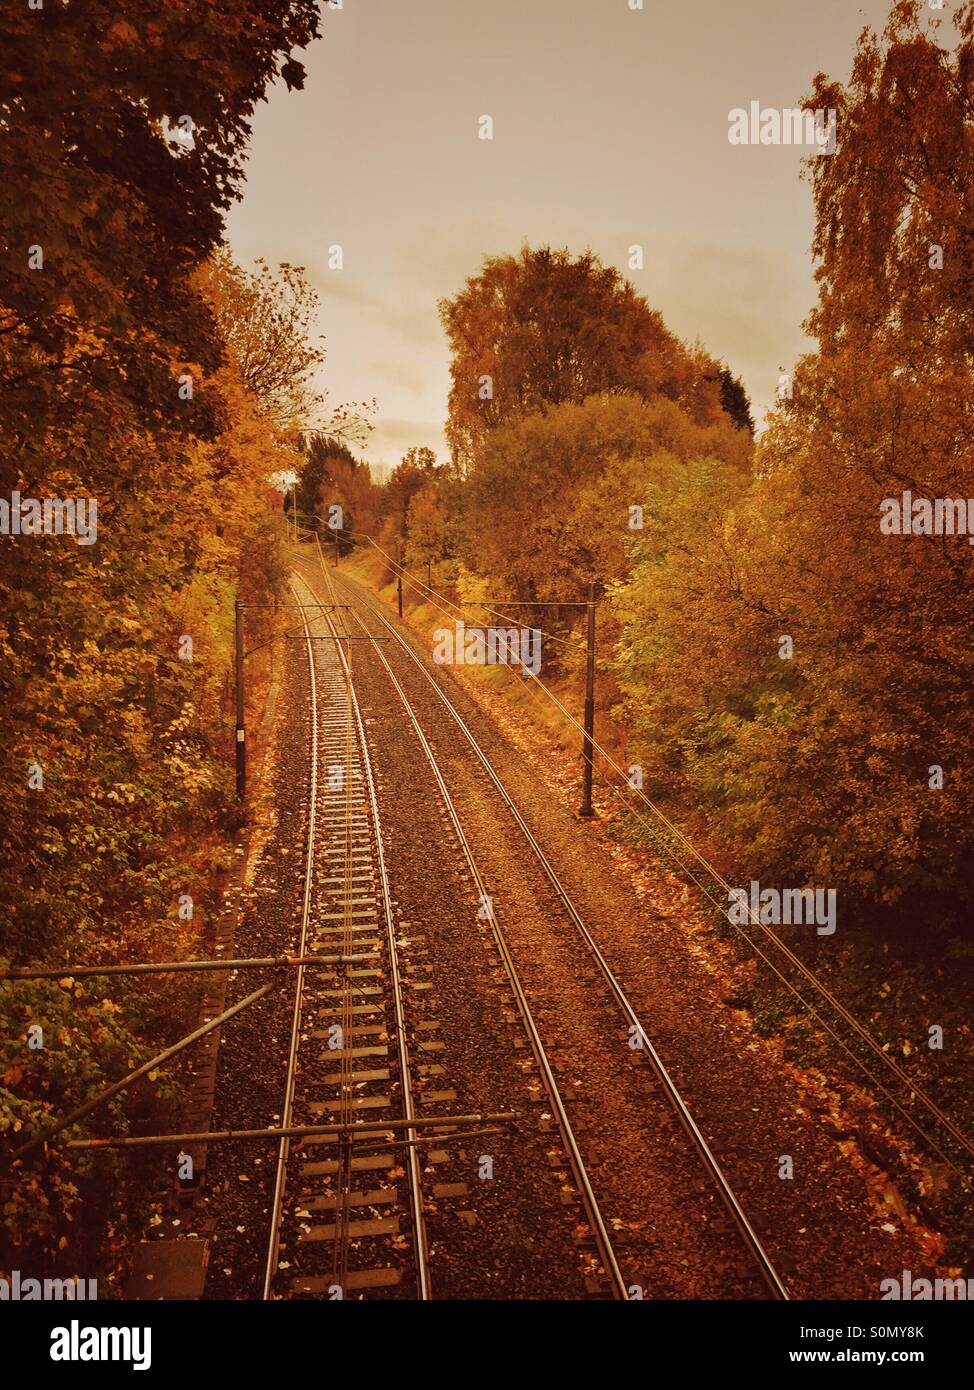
[198,250,374,442]
[402,459,467,577]
[615,0,974,938]
[0,0,322,1270]
[439,245,730,466]
[198,251,327,431]
[405,486,449,565]
[715,366,755,435]
[463,393,750,617]
[0,1,319,448]
[296,435,379,548]
[379,447,439,542]
[401,446,437,473]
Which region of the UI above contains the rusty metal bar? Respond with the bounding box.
[8,983,274,1163]
[0,953,379,982]
[235,597,246,800]
[65,1111,518,1151]
[579,579,597,817]
[352,1125,510,1155]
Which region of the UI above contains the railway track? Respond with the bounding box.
[262,577,430,1299]
[298,549,790,1301]
[265,572,622,1299]
[310,558,631,1299]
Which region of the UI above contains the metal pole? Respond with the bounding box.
[0,952,378,982]
[314,529,327,583]
[353,1125,509,1156]
[580,580,597,817]
[397,542,404,620]
[8,984,273,1163]
[235,598,246,802]
[334,523,340,567]
[65,1112,517,1151]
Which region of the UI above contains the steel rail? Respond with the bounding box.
[261,580,322,1299]
[295,570,433,1301]
[323,562,790,1302]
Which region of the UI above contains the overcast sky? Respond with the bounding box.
[226,0,927,470]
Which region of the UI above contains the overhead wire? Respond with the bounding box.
[342,528,588,652]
